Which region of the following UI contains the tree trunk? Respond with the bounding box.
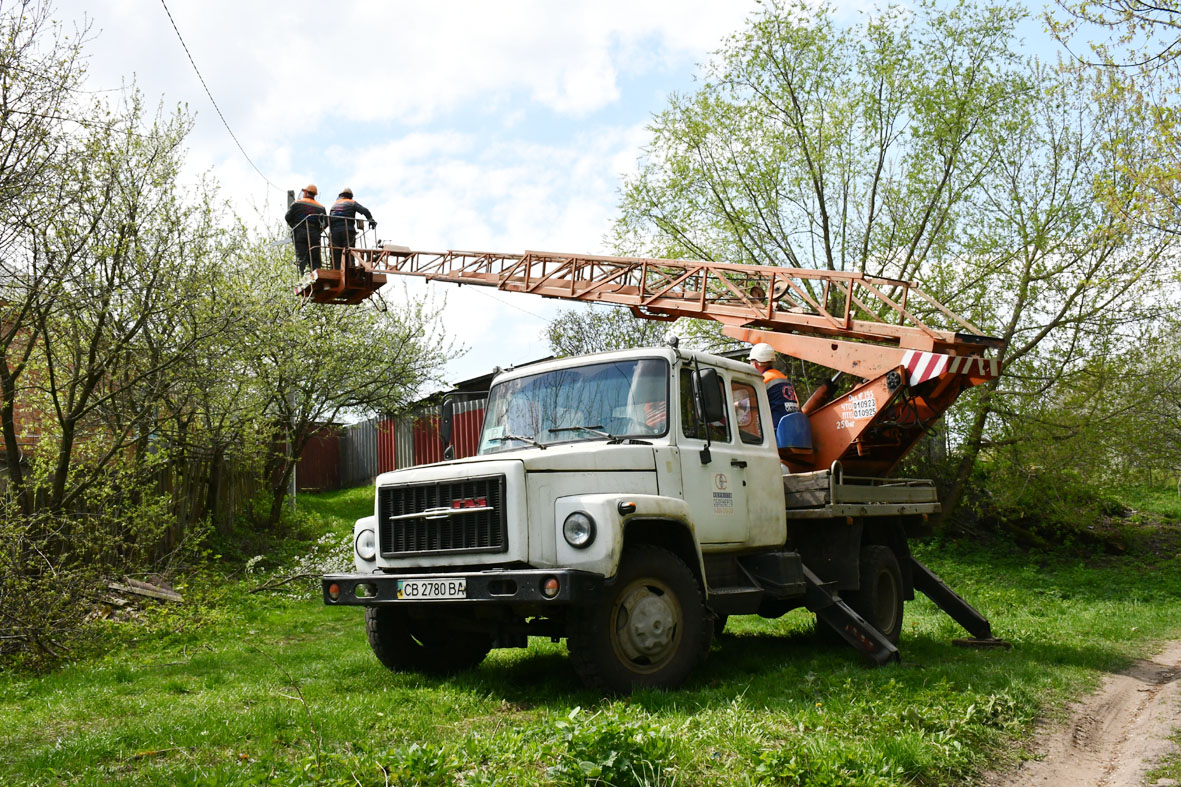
[0,367,32,515]
[941,378,1000,524]
[48,417,78,513]
[204,445,227,535]
[266,459,294,530]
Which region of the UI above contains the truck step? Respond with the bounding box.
[707,586,765,615]
[909,557,993,640]
[737,551,807,597]
[802,566,900,666]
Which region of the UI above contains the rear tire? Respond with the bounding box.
[365,607,492,675]
[568,545,712,694]
[842,545,904,644]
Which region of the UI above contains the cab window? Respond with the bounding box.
[679,368,729,442]
[731,380,764,445]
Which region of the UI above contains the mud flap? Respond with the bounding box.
[803,566,900,666]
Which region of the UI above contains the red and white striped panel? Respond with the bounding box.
[901,351,1001,384]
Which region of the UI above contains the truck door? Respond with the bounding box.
[677,367,750,544]
[729,377,787,547]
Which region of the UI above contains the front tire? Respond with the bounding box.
[365,607,492,675]
[568,545,712,694]
[842,545,904,644]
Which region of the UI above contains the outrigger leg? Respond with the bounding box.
[909,558,1011,649]
[804,566,900,666]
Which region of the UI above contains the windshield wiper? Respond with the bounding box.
[549,424,612,438]
[488,433,545,449]
[548,425,651,445]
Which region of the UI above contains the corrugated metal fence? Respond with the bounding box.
[303,395,487,492]
[340,419,378,487]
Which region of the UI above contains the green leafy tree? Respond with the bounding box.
[612,0,1180,521]
[935,63,1178,516]
[0,1,243,658]
[12,94,229,515]
[0,0,88,511]
[1048,1,1181,236]
[614,0,1029,282]
[230,241,451,528]
[545,305,671,357]
[1048,0,1181,73]
[1000,315,1181,487]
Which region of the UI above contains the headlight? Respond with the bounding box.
[355,528,377,561]
[562,511,595,549]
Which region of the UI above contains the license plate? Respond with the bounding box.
[396,578,467,600]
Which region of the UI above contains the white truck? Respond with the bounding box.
[322,342,997,693]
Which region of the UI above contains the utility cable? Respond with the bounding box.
[467,285,550,321]
[158,0,281,192]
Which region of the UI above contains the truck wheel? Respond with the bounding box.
[568,545,712,694]
[365,607,491,675]
[843,545,904,644]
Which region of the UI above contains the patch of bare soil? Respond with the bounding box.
[986,640,1181,787]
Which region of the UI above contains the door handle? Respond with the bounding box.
[730,459,747,468]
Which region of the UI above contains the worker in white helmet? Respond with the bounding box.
[749,343,800,429]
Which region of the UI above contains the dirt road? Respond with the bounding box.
[987,640,1181,786]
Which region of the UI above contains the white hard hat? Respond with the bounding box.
[749,343,775,363]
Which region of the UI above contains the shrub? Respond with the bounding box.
[545,706,676,787]
[0,509,106,668]
[755,737,905,787]
[0,463,199,669]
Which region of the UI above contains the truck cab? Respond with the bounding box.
[323,344,991,692]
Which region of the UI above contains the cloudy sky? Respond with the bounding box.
[53,0,1047,387]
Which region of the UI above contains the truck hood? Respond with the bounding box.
[375,442,656,486]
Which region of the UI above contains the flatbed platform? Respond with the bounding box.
[783,465,941,518]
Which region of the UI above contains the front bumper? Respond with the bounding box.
[322,568,605,606]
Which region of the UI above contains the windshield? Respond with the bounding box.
[478,358,669,454]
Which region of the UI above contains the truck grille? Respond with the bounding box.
[378,475,507,557]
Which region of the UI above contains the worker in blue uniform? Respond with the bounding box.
[749,343,799,427]
[285,184,328,274]
[329,188,376,270]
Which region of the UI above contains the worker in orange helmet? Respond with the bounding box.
[285,184,328,274]
[329,187,376,270]
[749,342,800,428]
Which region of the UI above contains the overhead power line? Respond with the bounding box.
[158,0,280,192]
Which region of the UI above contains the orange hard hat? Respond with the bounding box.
[304,184,318,196]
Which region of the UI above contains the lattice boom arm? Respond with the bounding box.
[359,247,1002,357]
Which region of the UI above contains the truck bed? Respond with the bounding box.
[783,466,941,519]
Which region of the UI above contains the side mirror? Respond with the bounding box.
[697,367,725,423]
[440,398,454,460]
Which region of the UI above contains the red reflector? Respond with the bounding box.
[327,583,341,601]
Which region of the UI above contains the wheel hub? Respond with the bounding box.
[612,580,683,670]
[627,594,676,655]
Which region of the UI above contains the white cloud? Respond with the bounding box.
[49,0,766,383]
[338,122,651,382]
[63,1,756,133]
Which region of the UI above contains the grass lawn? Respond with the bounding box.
[2,486,1180,786]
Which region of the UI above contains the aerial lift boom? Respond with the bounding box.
[301,246,1004,476]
